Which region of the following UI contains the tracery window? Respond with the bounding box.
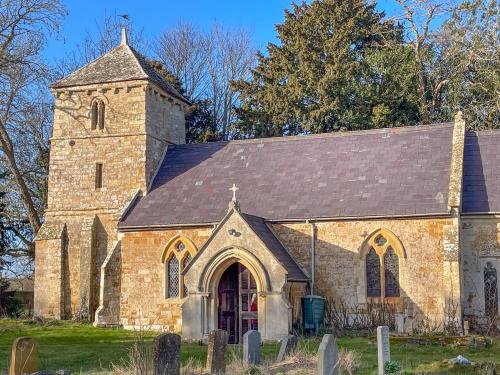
[366,249,381,297]
[167,256,180,298]
[363,230,404,299]
[384,247,400,297]
[91,99,105,130]
[162,236,197,299]
[484,262,498,317]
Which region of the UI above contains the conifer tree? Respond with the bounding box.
[234,0,420,136]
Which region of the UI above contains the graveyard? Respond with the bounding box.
[1,319,500,374]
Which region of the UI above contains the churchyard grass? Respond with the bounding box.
[1,319,500,374]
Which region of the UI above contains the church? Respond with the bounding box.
[34,30,500,342]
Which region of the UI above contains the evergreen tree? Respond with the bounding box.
[234,0,419,136]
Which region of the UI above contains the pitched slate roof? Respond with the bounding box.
[462,131,500,214]
[52,43,190,104]
[120,123,455,228]
[242,213,308,281]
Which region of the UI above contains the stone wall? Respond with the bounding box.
[119,228,211,331]
[461,216,500,322]
[271,217,454,322]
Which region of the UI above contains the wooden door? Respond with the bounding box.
[218,264,239,344]
[238,265,258,343]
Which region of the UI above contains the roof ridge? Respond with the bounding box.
[172,122,454,149]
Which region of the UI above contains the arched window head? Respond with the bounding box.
[162,235,197,299]
[484,262,498,317]
[362,229,404,299]
[90,99,105,130]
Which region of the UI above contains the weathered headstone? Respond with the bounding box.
[243,330,260,365]
[9,337,38,375]
[153,333,181,375]
[377,326,390,375]
[464,320,470,336]
[276,335,298,362]
[206,329,228,374]
[395,313,405,334]
[317,334,339,375]
[404,316,414,335]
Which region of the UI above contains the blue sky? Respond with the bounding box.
[45,0,403,62]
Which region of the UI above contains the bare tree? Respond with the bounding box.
[154,22,210,101]
[55,13,145,78]
[154,22,256,140]
[395,0,457,122]
[0,0,65,238]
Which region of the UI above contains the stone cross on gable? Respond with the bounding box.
[229,184,239,202]
[228,184,241,212]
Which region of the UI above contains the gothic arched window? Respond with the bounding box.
[366,248,381,297]
[161,236,197,299]
[484,262,498,317]
[167,256,180,298]
[384,247,400,297]
[90,100,105,130]
[91,101,98,130]
[363,229,405,299]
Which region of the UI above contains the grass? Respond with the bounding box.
[1,319,499,374]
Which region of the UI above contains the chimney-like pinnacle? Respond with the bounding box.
[121,27,128,46]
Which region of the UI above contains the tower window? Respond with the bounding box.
[91,100,105,130]
[95,163,103,189]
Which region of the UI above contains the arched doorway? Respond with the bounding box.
[217,263,258,343]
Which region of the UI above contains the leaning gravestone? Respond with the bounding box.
[10,337,38,375]
[153,333,181,375]
[206,329,228,374]
[377,326,390,375]
[317,334,339,375]
[276,334,298,362]
[243,330,260,365]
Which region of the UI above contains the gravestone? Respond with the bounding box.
[9,337,38,375]
[404,316,414,335]
[464,320,470,336]
[276,335,298,362]
[317,334,339,375]
[243,330,260,365]
[206,330,228,374]
[395,313,405,334]
[377,326,390,375]
[153,333,181,375]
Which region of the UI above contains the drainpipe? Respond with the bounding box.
[306,220,316,295]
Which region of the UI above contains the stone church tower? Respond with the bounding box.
[34,30,190,323]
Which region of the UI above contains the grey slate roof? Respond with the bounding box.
[52,44,190,104]
[120,123,455,228]
[462,131,500,214]
[242,213,308,281]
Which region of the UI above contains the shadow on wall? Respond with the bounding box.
[274,224,455,333]
[463,133,489,213]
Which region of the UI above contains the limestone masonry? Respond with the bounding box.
[34,30,500,341]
